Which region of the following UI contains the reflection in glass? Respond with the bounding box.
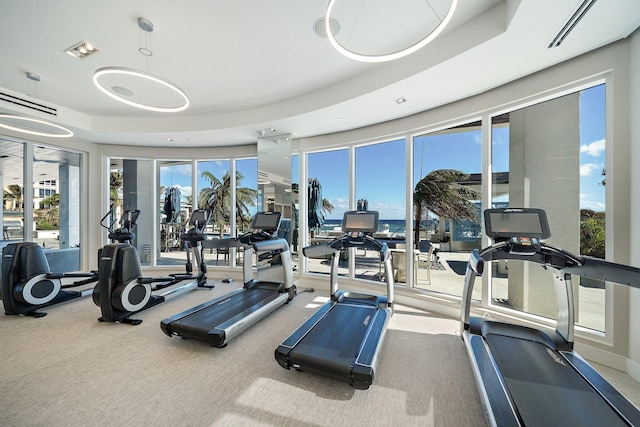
[196,160,230,265]
[1,139,24,242]
[235,158,258,236]
[30,146,82,271]
[159,160,192,266]
[109,158,152,266]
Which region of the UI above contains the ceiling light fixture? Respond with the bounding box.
[92,17,189,113]
[313,17,341,38]
[93,67,189,112]
[0,72,74,138]
[325,0,457,63]
[0,114,73,138]
[65,41,99,59]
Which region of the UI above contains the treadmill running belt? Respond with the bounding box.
[169,288,276,335]
[289,304,374,377]
[486,333,629,426]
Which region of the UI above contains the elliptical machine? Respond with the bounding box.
[93,209,214,325]
[0,209,129,318]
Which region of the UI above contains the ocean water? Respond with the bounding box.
[319,219,407,235]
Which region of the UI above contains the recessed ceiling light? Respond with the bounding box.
[396,97,407,104]
[313,17,341,38]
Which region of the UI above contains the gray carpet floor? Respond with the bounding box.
[0,280,487,426]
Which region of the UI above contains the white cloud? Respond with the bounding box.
[580,163,600,176]
[580,139,605,157]
[580,193,605,211]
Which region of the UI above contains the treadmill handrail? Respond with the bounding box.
[564,256,640,288]
[478,241,640,287]
[302,243,339,258]
[328,234,390,260]
[477,241,583,269]
[252,238,289,254]
[462,240,640,337]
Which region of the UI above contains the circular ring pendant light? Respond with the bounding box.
[93,67,190,113]
[325,0,458,63]
[0,114,73,138]
[92,17,189,113]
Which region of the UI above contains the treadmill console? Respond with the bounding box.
[342,210,379,244]
[247,211,282,241]
[484,208,550,255]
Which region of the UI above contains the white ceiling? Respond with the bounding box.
[0,0,638,148]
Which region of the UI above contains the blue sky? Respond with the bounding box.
[309,85,605,219]
[159,85,606,220]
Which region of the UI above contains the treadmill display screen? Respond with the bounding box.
[251,212,281,232]
[342,211,378,233]
[485,208,551,240]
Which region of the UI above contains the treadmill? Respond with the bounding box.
[161,211,296,347]
[275,210,394,390]
[461,208,640,426]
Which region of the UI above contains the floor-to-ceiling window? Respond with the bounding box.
[1,139,25,242]
[158,160,192,266]
[32,145,82,257]
[196,159,231,266]
[488,84,606,332]
[355,139,406,283]
[412,121,482,297]
[577,84,606,332]
[108,158,153,266]
[233,158,258,267]
[2,138,85,271]
[306,148,349,275]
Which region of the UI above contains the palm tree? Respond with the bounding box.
[110,171,123,207]
[413,169,479,247]
[35,193,60,229]
[199,170,257,237]
[322,198,334,216]
[3,184,22,211]
[580,209,605,258]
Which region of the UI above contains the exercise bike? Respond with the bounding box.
[0,208,129,318]
[93,209,215,325]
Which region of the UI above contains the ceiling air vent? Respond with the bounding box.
[548,0,597,48]
[0,91,57,116]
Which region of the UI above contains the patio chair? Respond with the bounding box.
[390,243,418,284]
[216,247,230,264]
[417,240,436,285]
